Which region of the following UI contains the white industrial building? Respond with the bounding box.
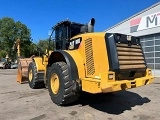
[105,2,160,77]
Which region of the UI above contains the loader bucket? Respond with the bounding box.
[17,58,32,84]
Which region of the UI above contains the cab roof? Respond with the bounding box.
[52,20,85,29]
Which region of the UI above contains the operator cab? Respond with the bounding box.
[49,18,95,50]
[53,21,84,50]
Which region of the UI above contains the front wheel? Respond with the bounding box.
[48,62,79,105]
[28,62,45,89]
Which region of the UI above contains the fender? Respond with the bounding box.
[48,50,84,81]
[33,57,45,71]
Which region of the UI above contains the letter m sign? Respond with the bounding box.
[146,14,158,27]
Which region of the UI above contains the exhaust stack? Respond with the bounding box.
[88,18,95,32]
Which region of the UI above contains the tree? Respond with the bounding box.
[37,39,48,53]
[37,39,54,54]
[0,50,7,59]
[0,17,32,58]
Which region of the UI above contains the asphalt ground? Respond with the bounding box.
[0,69,160,120]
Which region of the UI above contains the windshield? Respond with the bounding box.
[70,24,83,38]
[54,26,68,50]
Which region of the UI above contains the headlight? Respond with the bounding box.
[148,70,152,75]
[108,74,113,80]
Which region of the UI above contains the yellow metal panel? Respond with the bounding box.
[43,55,48,62]
[81,33,109,78]
[100,71,115,89]
[81,78,101,93]
[146,68,153,77]
[64,50,85,78]
[135,77,153,87]
[81,75,154,94]
[33,57,45,71]
[67,32,109,80]
[42,55,49,80]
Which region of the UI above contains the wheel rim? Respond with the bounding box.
[28,69,33,82]
[51,73,60,94]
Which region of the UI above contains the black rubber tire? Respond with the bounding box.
[28,62,45,89]
[5,63,10,69]
[48,62,79,105]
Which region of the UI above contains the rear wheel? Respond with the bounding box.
[28,62,45,89]
[48,62,79,105]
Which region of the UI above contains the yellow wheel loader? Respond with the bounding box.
[17,18,154,105]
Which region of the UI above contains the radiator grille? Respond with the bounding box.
[116,43,146,69]
[85,39,95,75]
